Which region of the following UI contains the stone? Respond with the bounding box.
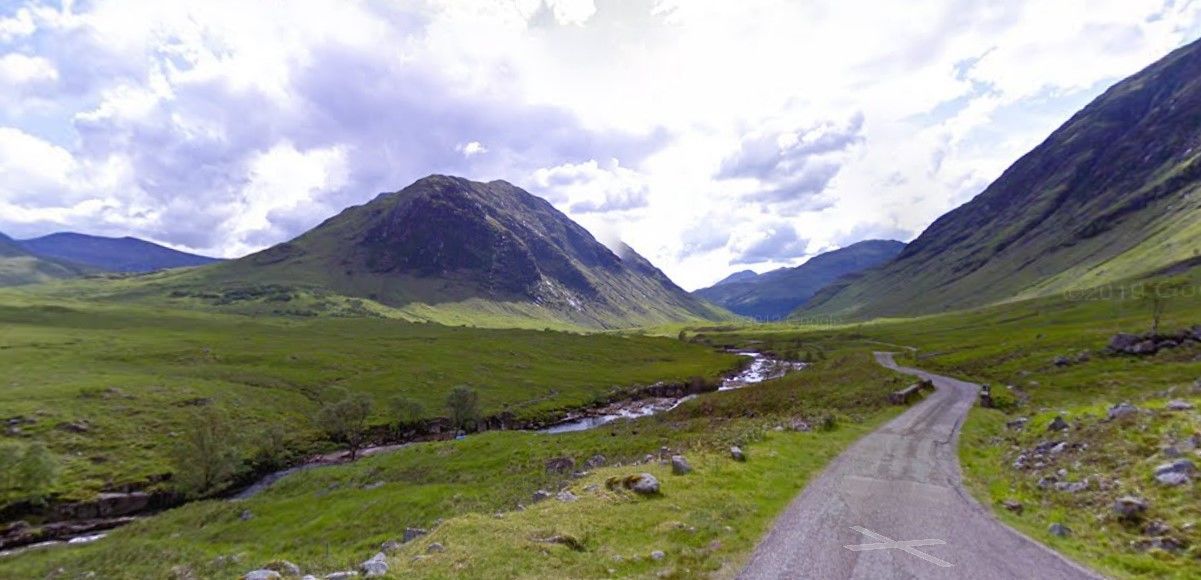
[1144,521,1172,536]
[57,420,90,433]
[1048,523,1071,538]
[532,490,552,503]
[240,509,254,521]
[1053,356,1071,367]
[1162,446,1183,458]
[1055,480,1088,493]
[302,577,318,580]
[630,473,660,495]
[1108,333,1142,353]
[1154,459,1196,477]
[1002,500,1024,515]
[787,418,812,432]
[380,540,401,553]
[671,455,692,475]
[556,490,578,502]
[1107,402,1138,420]
[650,550,665,560]
[426,543,445,554]
[730,446,747,462]
[1049,442,1068,455]
[265,560,302,576]
[1156,472,1191,486]
[1114,496,1149,521]
[1006,417,1029,431]
[1166,400,1195,411]
[1047,416,1069,431]
[1131,340,1158,355]
[243,571,281,580]
[583,454,606,469]
[544,456,576,474]
[324,573,358,580]
[403,528,427,543]
[360,553,388,577]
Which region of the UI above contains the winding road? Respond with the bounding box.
[738,352,1100,579]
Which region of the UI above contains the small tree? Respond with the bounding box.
[252,423,291,470]
[0,444,20,492]
[18,443,58,501]
[317,393,373,460]
[389,396,425,432]
[171,407,242,497]
[446,386,481,432]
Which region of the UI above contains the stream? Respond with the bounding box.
[1,351,803,557]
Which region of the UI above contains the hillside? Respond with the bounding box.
[694,240,904,320]
[162,175,731,328]
[802,38,1201,319]
[19,233,221,273]
[0,231,83,286]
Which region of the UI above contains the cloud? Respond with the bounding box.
[729,223,810,265]
[457,141,487,157]
[531,159,651,214]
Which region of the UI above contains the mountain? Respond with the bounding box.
[171,175,731,328]
[711,270,760,287]
[0,231,83,286]
[693,240,905,320]
[19,233,221,273]
[802,38,1201,320]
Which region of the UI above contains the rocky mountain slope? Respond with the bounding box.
[171,175,731,328]
[694,240,905,320]
[0,231,83,286]
[801,38,1201,319]
[19,233,220,273]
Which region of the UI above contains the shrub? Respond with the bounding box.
[446,386,481,432]
[389,396,425,431]
[317,393,374,459]
[171,407,243,497]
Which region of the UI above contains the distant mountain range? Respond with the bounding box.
[18,233,221,273]
[0,231,84,286]
[802,37,1201,319]
[693,240,905,320]
[162,175,732,328]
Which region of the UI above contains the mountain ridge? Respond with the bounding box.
[19,232,221,273]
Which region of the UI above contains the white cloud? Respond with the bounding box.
[457,141,488,157]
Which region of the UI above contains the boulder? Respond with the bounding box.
[1006,417,1029,431]
[1114,496,1149,521]
[56,420,91,433]
[1001,500,1024,515]
[1131,340,1159,356]
[1053,356,1071,367]
[360,553,388,577]
[532,490,552,503]
[1144,521,1172,536]
[1048,523,1071,538]
[403,527,427,543]
[544,456,576,474]
[380,540,401,553]
[556,490,578,502]
[243,571,281,580]
[650,550,665,560]
[1047,416,1069,432]
[265,560,301,576]
[426,543,445,554]
[1166,400,1195,411]
[1156,472,1191,486]
[671,456,692,475]
[583,454,607,469]
[324,573,358,580]
[1108,402,1138,421]
[606,473,660,495]
[730,446,747,462]
[1055,480,1088,493]
[1154,459,1196,477]
[1108,333,1142,353]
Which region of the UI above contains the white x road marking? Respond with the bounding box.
[843,526,953,568]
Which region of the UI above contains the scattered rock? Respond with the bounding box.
[650,550,665,560]
[556,490,578,502]
[730,446,747,462]
[426,543,445,554]
[671,455,692,475]
[1053,356,1072,367]
[1154,459,1195,486]
[1132,537,1188,554]
[1166,400,1195,411]
[1156,472,1191,486]
[1049,442,1068,455]
[1107,402,1138,421]
[360,553,388,577]
[170,565,198,580]
[1144,520,1172,536]
[538,534,586,551]
[239,509,254,521]
[1108,333,1142,353]
[583,483,600,493]
[532,490,552,503]
[1055,479,1088,494]
[583,454,606,469]
[1047,416,1069,432]
[1006,417,1029,431]
[380,540,401,553]
[786,418,812,432]
[1048,523,1071,538]
[362,481,384,491]
[544,456,576,474]
[403,528,427,543]
[243,571,281,580]
[606,473,660,495]
[56,420,91,433]
[1002,500,1024,515]
[1162,446,1183,458]
[324,572,357,580]
[1114,496,1149,521]
[265,560,301,576]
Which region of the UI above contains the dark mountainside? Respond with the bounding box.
[802,38,1201,319]
[0,231,83,286]
[711,270,760,287]
[693,240,905,320]
[20,233,221,273]
[177,175,730,328]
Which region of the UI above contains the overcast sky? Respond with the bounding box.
[2,0,1200,290]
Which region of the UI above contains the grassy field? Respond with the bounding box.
[0,291,738,505]
[698,269,1201,578]
[0,347,907,578]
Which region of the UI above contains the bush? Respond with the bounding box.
[171,407,242,497]
[446,386,481,432]
[0,442,58,501]
[389,396,425,431]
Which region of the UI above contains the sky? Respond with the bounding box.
[1,1,1200,290]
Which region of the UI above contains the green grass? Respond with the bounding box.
[0,349,905,579]
[0,292,737,504]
